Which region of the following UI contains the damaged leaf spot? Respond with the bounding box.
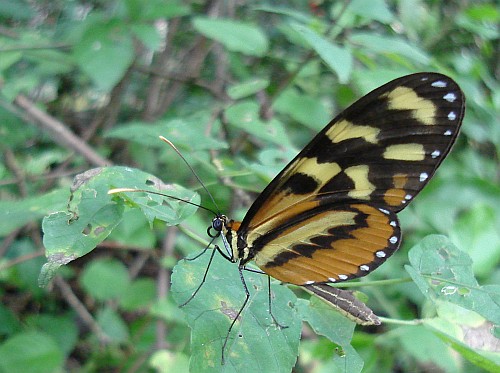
[82,224,92,235]
[220,301,240,321]
[93,226,106,235]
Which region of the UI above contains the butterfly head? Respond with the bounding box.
[208,214,227,238]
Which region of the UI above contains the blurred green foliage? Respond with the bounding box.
[0,0,498,372]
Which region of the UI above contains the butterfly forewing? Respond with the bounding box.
[225,73,464,286]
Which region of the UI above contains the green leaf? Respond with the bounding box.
[405,235,500,325]
[395,325,458,371]
[0,331,64,373]
[106,116,227,151]
[150,350,190,373]
[26,314,79,356]
[96,307,129,344]
[450,204,500,277]
[273,88,331,131]
[227,78,270,100]
[297,297,364,373]
[40,166,199,286]
[192,17,268,56]
[347,0,395,24]
[0,304,20,335]
[0,108,37,146]
[423,304,500,372]
[150,297,187,324]
[119,278,156,311]
[124,0,190,21]
[73,20,134,91]
[130,24,162,51]
[0,0,34,20]
[350,33,430,64]
[225,101,292,146]
[0,189,69,236]
[171,250,301,372]
[80,258,130,301]
[290,22,353,83]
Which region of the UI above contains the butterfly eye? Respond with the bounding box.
[212,217,223,231]
[207,216,225,237]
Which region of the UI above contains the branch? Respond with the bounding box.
[13,95,111,167]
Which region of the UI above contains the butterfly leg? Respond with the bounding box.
[179,247,218,307]
[185,235,217,261]
[241,266,288,329]
[222,264,250,364]
[184,246,209,261]
[266,275,288,330]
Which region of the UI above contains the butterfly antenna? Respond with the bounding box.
[159,136,221,215]
[108,188,218,215]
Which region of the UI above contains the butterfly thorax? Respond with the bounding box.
[210,215,249,263]
[222,218,250,263]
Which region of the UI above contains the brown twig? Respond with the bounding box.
[3,148,28,196]
[0,227,23,258]
[142,17,181,121]
[13,95,111,167]
[0,248,45,272]
[155,226,177,350]
[128,251,151,280]
[54,276,111,345]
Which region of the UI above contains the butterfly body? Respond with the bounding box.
[216,72,464,289]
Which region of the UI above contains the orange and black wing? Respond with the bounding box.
[229,73,465,286]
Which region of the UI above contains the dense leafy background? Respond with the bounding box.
[0,1,499,372]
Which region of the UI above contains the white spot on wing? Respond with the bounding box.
[305,280,314,285]
[390,220,397,227]
[390,236,398,244]
[360,265,370,271]
[376,250,386,258]
[444,130,452,136]
[448,111,456,120]
[431,150,441,158]
[405,194,412,200]
[379,208,390,215]
[328,277,336,282]
[419,172,429,182]
[443,93,456,102]
[432,80,447,88]
[338,274,348,280]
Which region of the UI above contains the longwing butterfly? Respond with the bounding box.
[109,72,465,363]
[195,72,464,332]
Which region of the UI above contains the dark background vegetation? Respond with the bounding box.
[0,0,498,372]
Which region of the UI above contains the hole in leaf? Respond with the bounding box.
[68,213,79,224]
[335,347,346,357]
[440,285,457,295]
[145,179,155,186]
[82,224,92,235]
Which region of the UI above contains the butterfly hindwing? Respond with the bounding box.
[251,203,400,285]
[226,73,464,286]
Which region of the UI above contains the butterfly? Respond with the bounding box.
[121,72,466,364]
[192,72,465,329]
